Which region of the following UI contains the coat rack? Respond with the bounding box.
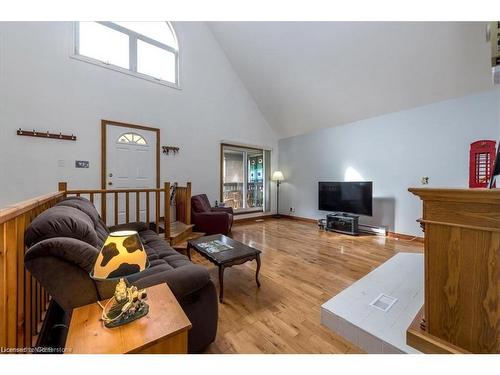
[16,128,77,141]
[162,146,179,155]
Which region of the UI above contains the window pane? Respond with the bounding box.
[223,150,244,210]
[79,22,129,69]
[137,40,176,83]
[117,132,147,145]
[114,22,178,49]
[247,152,264,209]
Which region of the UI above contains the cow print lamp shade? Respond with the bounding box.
[90,231,150,328]
[91,231,149,280]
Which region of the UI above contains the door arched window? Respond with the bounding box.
[74,22,179,87]
[117,132,147,145]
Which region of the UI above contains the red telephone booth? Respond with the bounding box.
[469,140,497,188]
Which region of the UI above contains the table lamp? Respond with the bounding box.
[272,171,284,218]
[90,230,150,328]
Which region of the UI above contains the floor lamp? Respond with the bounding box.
[272,171,284,218]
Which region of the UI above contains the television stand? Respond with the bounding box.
[326,213,359,236]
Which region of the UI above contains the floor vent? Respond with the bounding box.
[369,293,398,312]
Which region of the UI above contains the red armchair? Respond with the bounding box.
[191,194,234,235]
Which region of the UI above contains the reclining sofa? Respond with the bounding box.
[24,196,218,353]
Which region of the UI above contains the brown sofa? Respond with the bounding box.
[24,196,218,353]
[191,194,234,235]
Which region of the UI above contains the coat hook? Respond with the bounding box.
[16,128,77,141]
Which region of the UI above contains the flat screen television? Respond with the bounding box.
[318,181,373,216]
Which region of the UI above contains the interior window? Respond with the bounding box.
[79,22,129,69]
[75,22,179,87]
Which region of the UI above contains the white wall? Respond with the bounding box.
[278,88,500,236]
[0,22,278,208]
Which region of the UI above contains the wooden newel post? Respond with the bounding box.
[58,182,67,196]
[164,182,171,242]
[186,182,191,225]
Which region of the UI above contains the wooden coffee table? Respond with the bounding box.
[187,234,261,303]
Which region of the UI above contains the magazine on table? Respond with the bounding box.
[197,240,233,253]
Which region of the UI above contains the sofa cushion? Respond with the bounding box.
[57,197,109,246]
[25,206,100,248]
[137,229,191,268]
[130,264,211,299]
[56,197,101,226]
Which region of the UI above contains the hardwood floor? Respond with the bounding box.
[191,218,423,354]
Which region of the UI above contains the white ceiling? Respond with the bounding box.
[208,22,494,138]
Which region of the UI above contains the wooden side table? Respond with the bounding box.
[65,284,191,354]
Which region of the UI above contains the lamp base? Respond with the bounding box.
[101,278,149,328]
[104,300,149,328]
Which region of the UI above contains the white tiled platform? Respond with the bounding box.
[321,252,423,354]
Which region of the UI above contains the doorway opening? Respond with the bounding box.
[220,143,271,214]
[101,119,160,189]
[101,119,160,224]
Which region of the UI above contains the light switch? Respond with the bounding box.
[75,160,90,168]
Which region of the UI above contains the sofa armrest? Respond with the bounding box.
[192,211,231,235]
[193,211,230,222]
[132,264,211,300]
[211,206,234,214]
[24,237,104,310]
[25,237,99,272]
[108,222,148,233]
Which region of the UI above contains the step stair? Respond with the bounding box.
[172,232,206,252]
[169,221,195,245]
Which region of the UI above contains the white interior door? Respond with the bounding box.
[106,126,157,225]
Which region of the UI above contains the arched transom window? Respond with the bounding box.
[117,132,147,145]
[74,22,179,87]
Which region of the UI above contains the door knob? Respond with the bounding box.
[108,181,113,186]
[109,173,113,177]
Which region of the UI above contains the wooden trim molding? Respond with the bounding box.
[280,215,424,242]
[101,119,161,190]
[233,214,274,224]
[408,187,500,204]
[406,308,469,354]
[417,218,500,233]
[387,231,424,243]
[279,214,317,224]
[233,209,264,216]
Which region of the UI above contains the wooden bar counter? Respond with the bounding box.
[408,188,500,354]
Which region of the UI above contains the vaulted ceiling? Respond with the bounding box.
[208,22,494,138]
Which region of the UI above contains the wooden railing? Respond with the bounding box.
[0,191,65,351]
[0,181,192,352]
[59,181,192,242]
